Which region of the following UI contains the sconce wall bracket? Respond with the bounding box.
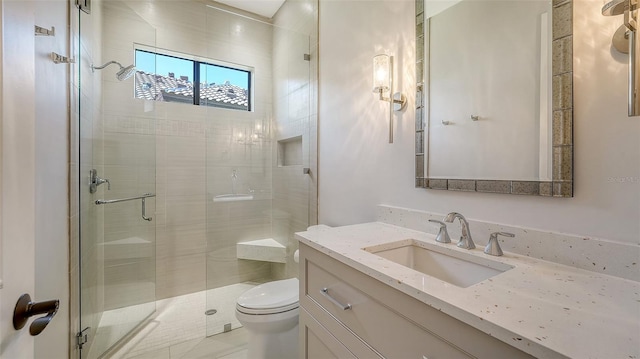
[377,91,407,112]
[392,92,407,111]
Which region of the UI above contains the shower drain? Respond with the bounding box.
[205,309,218,316]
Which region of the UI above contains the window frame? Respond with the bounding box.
[134,44,254,112]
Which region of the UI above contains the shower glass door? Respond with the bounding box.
[204,0,317,336]
[77,1,157,357]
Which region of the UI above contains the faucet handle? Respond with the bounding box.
[428,220,451,243]
[484,232,515,256]
[89,169,111,193]
[99,178,111,190]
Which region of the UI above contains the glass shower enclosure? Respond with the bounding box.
[75,0,317,356]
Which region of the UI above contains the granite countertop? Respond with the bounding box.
[295,222,640,359]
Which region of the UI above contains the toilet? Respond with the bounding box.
[235,277,300,359]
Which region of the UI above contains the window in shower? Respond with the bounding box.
[134,48,252,111]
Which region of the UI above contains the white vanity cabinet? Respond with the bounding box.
[298,243,534,359]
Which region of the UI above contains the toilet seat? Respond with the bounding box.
[236,278,299,315]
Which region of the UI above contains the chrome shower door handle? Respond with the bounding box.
[95,193,155,222]
[141,197,152,221]
[320,288,352,310]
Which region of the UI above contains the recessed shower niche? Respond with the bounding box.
[278,136,303,167]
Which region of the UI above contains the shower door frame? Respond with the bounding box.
[75,1,158,357]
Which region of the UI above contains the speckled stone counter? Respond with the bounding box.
[296,222,640,359]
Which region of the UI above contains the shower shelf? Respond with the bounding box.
[101,237,153,260]
[213,193,254,202]
[237,238,286,263]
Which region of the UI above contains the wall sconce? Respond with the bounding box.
[373,54,406,143]
[602,0,640,116]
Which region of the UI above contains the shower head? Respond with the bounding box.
[602,0,628,16]
[116,64,136,81]
[91,60,136,81]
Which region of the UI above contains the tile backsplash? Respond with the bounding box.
[377,205,639,282]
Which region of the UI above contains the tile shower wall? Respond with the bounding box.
[100,0,277,298]
[205,0,319,291]
[89,0,318,312]
[271,0,319,280]
[205,113,274,290]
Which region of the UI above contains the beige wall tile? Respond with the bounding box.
[93,0,317,302]
[156,253,206,299]
[156,223,206,258]
[206,247,272,289]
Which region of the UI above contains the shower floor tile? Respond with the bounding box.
[206,283,255,336]
[172,328,248,359]
[128,347,171,359]
[103,283,254,359]
[86,301,156,359]
[128,328,248,359]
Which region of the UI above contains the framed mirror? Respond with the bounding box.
[415,0,573,197]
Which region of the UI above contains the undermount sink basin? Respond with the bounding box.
[363,239,513,288]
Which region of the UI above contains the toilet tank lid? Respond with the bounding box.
[237,278,299,309]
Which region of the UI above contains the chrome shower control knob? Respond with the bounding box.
[428,219,451,243]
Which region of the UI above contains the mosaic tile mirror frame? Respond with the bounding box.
[415,0,574,197]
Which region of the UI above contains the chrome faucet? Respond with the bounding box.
[443,212,475,249]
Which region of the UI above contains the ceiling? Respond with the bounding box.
[213,0,286,18]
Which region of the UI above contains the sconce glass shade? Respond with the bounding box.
[373,54,391,93]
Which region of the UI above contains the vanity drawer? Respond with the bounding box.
[301,307,361,359]
[302,289,383,358]
[304,258,472,358]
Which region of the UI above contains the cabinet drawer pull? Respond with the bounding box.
[320,288,352,310]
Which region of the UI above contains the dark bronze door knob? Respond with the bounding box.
[13,293,59,336]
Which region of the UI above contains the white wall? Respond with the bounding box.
[34,1,70,357]
[318,0,640,245]
[1,1,69,357]
[1,2,37,357]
